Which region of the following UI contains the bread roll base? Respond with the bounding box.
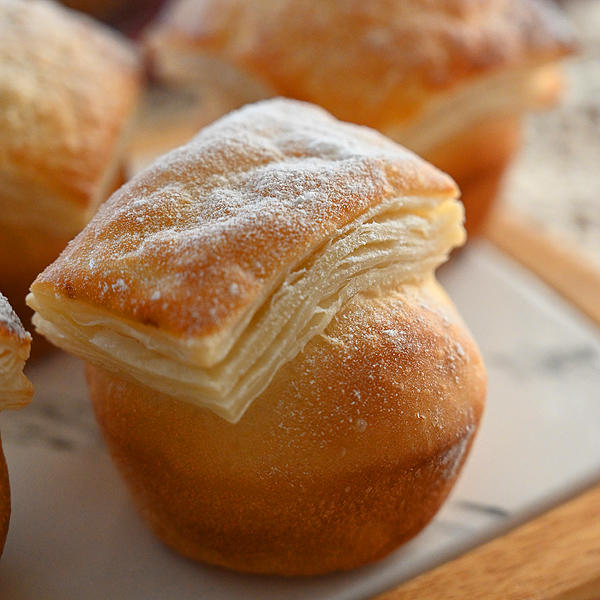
[87,372,477,576]
[85,283,485,575]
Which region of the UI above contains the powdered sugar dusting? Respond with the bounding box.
[36,98,455,339]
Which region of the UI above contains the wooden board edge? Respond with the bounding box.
[372,483,600,600]
[483,207,600,327]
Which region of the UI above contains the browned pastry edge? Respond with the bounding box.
[0,441,9,558]
[0,296,32,557]
[86,281,486,575]
[3,278,54,358]
[2,241,70,357]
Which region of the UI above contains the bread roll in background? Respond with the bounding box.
[143,0,576,233]
[0,0,142,333]
[0,294,33,556]
[28,99,486,575]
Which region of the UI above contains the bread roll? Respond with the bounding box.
[0,0,142,324]
[0,293,33,556]
[144,0,575,232]
[29,99,486,575]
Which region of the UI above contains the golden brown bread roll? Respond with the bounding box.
[0,293,33,556]
[0,0,142,325]
[28,98,486,575]
[144,0,576,232]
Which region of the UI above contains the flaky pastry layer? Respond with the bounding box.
[0,294,32,410]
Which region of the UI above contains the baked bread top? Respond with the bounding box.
[0,293,32,410]
[144,0,576,130]
[29,98,465,422]
[0,0,141,224]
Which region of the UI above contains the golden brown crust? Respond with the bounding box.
[0,0,141,211]
[145,0,576,129]
[87,280,486,575]
[32,98,457,343]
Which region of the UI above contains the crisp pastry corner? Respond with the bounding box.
[0,294,33,411]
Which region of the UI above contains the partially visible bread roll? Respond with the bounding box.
[0,0,142,324]
[29,99,486,575]
[0,294,33,556]
[144,0,575,232]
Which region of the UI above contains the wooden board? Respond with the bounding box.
[375,483,600,600]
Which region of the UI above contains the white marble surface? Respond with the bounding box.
[0,241,599,599]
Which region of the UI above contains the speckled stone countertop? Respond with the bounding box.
[500,0,600,265]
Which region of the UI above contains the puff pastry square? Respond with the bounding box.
[145,0,575,132]
[28,98,466,422]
